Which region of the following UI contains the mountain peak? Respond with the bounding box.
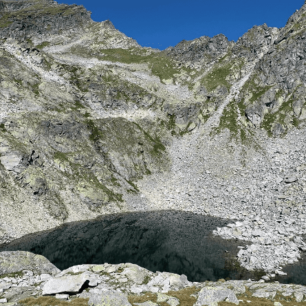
[100,19,115,30]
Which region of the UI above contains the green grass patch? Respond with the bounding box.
[13,78,23,86]
[126,180,139,192]
[220,285,306,306]
[158,115,178,136]
[142,275,151,285]
[54,151,69,162]
[85,119,103,142]
[31,83,40,96]
[99,48,181,82]
[0,271,24,279]
[100,48,148,64]
[211,100,263,160]
[0,123,7,133]
[202,64,231,91]
[261,98,294,136]
[128,287,200,306]
[0,15,12,28]
[241,75,273,104]
[133,123,166,156]
[201,57,244,92]
[19,297,88,306]
[249,86,273,104]
[74,100,85,109]
[35,41,50,49]
[212,101,244,141]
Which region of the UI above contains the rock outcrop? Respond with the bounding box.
[0,0,91,40]
[0,252,306,306]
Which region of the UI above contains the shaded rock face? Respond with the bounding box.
[0,211,251,282]
[0,0,91,40]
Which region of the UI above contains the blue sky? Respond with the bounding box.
[58,0,304,50]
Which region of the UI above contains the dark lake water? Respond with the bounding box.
[0,210,304,284]
[275,242,306,285]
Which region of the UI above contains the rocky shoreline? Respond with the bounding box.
[1,251,306,306]
[0,211,252,283]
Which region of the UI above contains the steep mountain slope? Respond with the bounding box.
[239,6,306,136]
[0,0,306,276]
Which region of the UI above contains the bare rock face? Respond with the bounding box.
[165,34,233,64]
[238,2,306,135]
[0,0,91,40]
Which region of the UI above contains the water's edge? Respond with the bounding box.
[1,210,304,284]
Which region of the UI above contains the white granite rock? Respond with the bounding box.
[42,273,89,295]
[195,286,239,306]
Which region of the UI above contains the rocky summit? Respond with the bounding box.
[1,0,306,304]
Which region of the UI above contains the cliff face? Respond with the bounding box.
[239,5,306,135]
[1,0,306,276]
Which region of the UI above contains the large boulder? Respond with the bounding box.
[195,286,239,306]
[122,263,148,285]
[42,273,95,295]
[0,251,60,276]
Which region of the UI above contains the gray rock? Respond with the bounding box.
[122,264,147,285]
[0,152,22,172]
[56,294,69,300]
[0,251,60,276]
[195,286,239,306]
[40,274,52,281]
[157,293,180,306]
[284,176,298,183]
[294,292,304,302]
[42,273,90,295]
[0,1,92,40]
[253,289,276,299]
[165,34,231,64]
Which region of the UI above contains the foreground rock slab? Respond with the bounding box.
[42,273,90,295]
[195,286,239,306]
[1,251,306,306]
